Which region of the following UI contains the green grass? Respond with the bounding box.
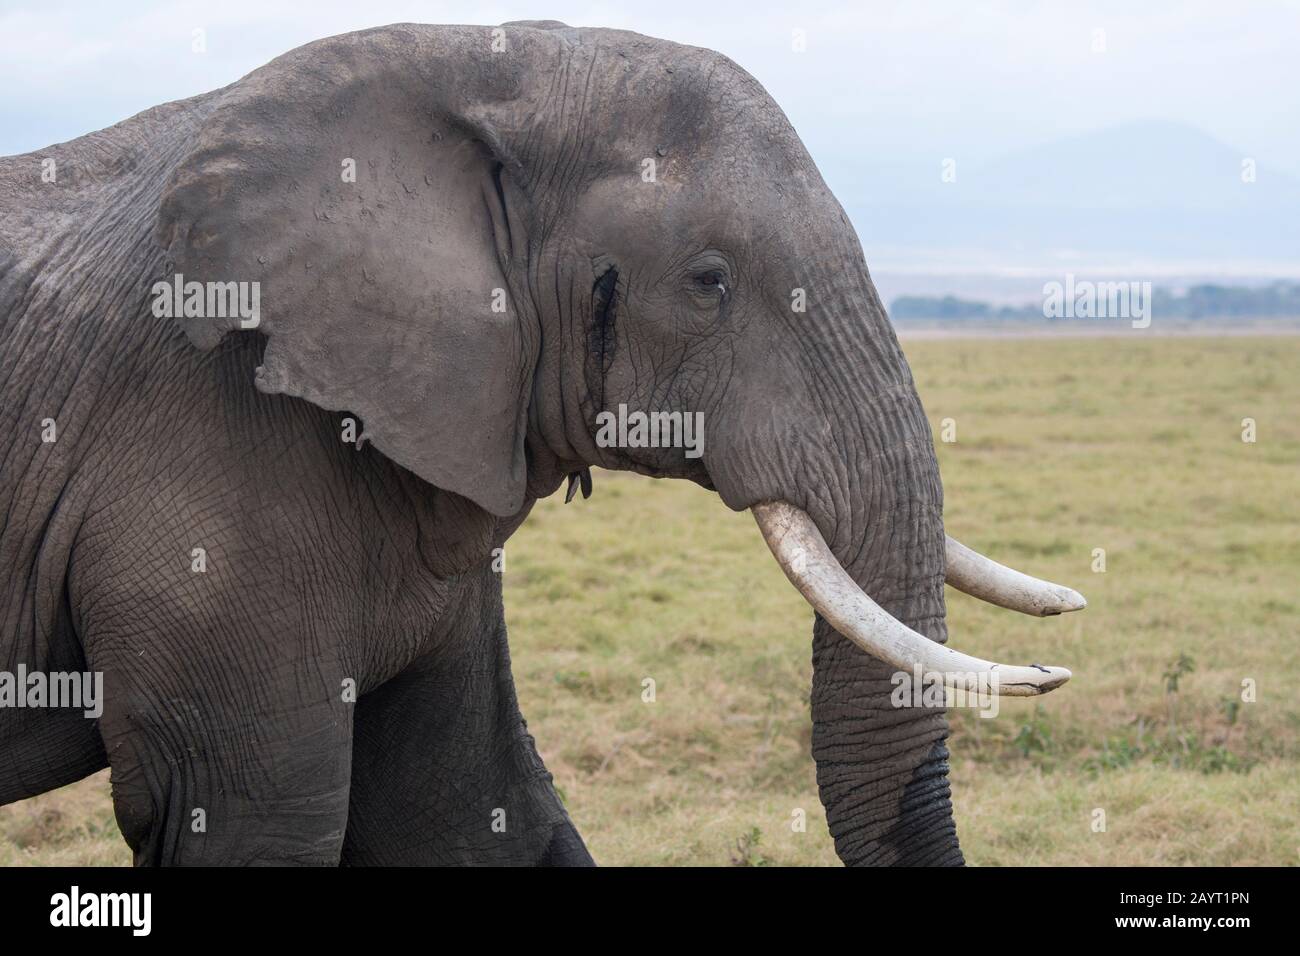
[5,335,1297,866]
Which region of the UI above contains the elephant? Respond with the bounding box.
[0,21,1086,866]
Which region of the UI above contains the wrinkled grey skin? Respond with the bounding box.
[0,22,959,865]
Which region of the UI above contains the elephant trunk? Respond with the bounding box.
[807,387,964,866]
[705,225,1083,863]
[703,252,968,863]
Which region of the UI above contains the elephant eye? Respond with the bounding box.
[692,270,727,297]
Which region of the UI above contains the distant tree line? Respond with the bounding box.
[890,281,1300,322]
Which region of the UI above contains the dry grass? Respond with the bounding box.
[4,335,1297,866]
[0,769,128,866]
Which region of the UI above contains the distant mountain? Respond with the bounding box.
[840,120,1300,267]
[971,120,1300,211]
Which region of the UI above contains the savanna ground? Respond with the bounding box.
[3,335,1297,866]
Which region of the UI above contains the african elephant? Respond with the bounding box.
[0,21,1085,866]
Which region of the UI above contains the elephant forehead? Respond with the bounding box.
[567,171,807,253]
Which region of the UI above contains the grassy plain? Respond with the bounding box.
[4,335,1297,866]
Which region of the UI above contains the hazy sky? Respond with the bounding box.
[3,0,1297,170]
[3,1,1297,283]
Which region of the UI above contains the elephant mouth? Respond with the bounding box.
[751,500,1085,698]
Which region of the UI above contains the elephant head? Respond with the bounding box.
[156,21,1085,865]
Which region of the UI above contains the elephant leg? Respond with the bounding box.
[342,572,592,866]
[0,708,107,806]
[88,632,354,866]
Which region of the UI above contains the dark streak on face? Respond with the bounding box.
[589,265,619,411]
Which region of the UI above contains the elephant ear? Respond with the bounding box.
[156,26,556,517]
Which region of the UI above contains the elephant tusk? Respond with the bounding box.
[751,501,1071,698]
[944,536,1087,617]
